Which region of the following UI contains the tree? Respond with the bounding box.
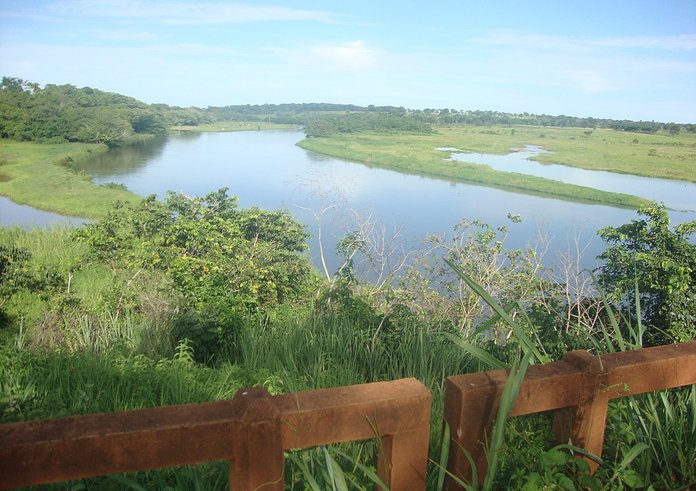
[74,188,316,359]
[598,205,696,343]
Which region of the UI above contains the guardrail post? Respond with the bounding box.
[552,350,610,473]
[377,424,431,489]
[229,387,284,491]
[443,369,507,488]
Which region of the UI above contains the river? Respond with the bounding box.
[3,130,695,273]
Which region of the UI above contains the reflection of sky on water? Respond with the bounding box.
[0,197,86,228]
[449,146,696,212]
[6,131,695,273]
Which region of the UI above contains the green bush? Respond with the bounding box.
[598,205,696,343]
[73,188,317,359]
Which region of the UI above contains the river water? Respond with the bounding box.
[3,130,695,273]
[0,196,86,227]
[447,145,696,212]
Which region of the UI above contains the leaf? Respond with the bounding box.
[540,449,569,467]
[106,475,149,491]
[483,354,531,490]
[445,258,546,364]
[436,423,451,491]
[621,469,645,489]
[443,332,508,370]
[324,448,349,491]
[286,454,322,491]
[556,473,576,491]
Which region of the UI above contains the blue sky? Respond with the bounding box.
[1,1,695,122]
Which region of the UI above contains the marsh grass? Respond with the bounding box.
[298,125,696,208]
[2,226,695,488]
[430,125,696,182]
[0,140,138,218]
[442,262,696,489]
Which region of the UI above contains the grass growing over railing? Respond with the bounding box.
[2,225,695,488]
[443,262,696,489]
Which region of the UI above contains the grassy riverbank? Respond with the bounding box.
[0,140,139,218]
[298,127,658,208]
[435,125,696,182]
[0,122,298,218]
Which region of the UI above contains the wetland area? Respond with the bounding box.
[4,128,694,272]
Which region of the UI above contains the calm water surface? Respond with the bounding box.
[448,146,696,212]
[69,130,696,272]
[0,197,86,228]
[4,130,694,273]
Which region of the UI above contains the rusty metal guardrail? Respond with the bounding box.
[444,341,696,488]
[0,378,431,490]
[2,342,695,490]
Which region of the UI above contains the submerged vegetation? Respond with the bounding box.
[1,76,696,487]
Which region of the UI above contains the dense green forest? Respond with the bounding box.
[1,77,696,488]
[0,77,168,146]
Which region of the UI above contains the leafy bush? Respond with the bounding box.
[598,205,696,343]
[74,188,317,359]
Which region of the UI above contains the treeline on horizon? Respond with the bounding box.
[1,76,694,147]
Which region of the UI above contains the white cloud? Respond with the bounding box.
[90,30,161,42]
[307,41,377,71]
[561,69,617,94]
[45,0,338,24]
[462,29,696,96]
[592,35,696,51]
[473,30,696,53]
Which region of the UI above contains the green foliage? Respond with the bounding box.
[444,257,694,490]
[598,204,696,343]
[0,243,64,327]
[603,389,696,489]
[0,77,167,146]
[416,218,547,335]
[286,444,388,491]
[3,201,696,488]
[511,446,603,490]
[298,130,654,208]
[303,111,434,137]
[73,188,316,359]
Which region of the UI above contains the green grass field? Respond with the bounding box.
[435,125,696,181]
[0,141,139,218]
[172,122,299,132]
[297,125,670,208]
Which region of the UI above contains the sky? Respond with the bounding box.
[1,0,695,122]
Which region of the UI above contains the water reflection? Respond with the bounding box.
[72,137,170,178]
[448,146,696,212]
[4,130,695,272]
[0,196,86,227]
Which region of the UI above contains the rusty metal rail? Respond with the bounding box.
[444,341,696,488]
[3,342,695,490]
[0,378,431,490]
